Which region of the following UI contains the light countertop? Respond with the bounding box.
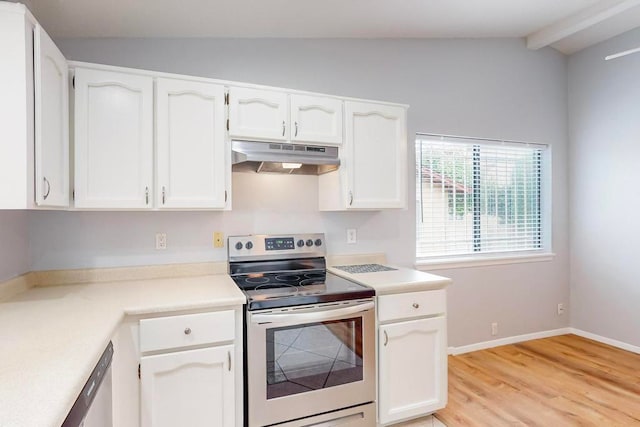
[328,264,451,295]
[0,274,245,427]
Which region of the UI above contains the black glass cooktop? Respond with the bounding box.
[229,258,374,310]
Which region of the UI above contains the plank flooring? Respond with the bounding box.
[435,334,640,426]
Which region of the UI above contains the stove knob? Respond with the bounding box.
[314,239,322,247]
[246,241,253,250]
[306,239,313,247]
[235,242,243,250]
[297,239,305,248]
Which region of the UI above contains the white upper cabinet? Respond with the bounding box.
[34,25,69,207]
[156,78,227,209]
[74,68,154,209]
[345,101,407,209]
[290,94,343,145]
[319,101,407,210]
[228,87,288,141]
[0,4,69,209]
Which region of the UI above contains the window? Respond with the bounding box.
[416,134,549,261]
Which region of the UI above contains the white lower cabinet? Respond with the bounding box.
[132,309,241,427]
[140,346,235,427]
[377,290,447,425]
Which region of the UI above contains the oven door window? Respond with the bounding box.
[265,317,363,399]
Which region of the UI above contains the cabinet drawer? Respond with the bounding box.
[140,310,235,353]
[377,290,446,322]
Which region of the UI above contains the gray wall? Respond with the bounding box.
[568,28,640,347]
[28,37,570,347]
[0,211,29,281]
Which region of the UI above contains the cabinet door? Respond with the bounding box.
[74,68,153,208]
[228,87,288,141]
[34,25,69,207]
[141,346,235,427]
[156,78,227,209]
[290,94,343,145]
[344,102,407,209]
[378,317,447,425]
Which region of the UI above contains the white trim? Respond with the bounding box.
[67,61,409,109]
[416,252,555,271]
[569,328,640,354]
[447,328,570,355]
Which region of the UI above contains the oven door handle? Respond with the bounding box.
[250,301,374,324]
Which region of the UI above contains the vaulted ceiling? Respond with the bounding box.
[27,0,640,54]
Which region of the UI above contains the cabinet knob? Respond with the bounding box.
[184,327,192,335]
[412,303,420,309]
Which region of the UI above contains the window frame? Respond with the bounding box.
[414,133,554,270]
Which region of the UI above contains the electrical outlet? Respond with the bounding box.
[155,233,167,250]
[347,229,357,244]
[213,232,224,248]
[491,322,498,336]
[557,303,565,315]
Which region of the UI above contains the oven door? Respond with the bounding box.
[246,299,375,427]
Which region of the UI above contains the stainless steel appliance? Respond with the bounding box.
[231,140,340,175]
[62,341,113,427]
[228,234,376,427]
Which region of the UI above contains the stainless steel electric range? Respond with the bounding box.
[228,233,376,427]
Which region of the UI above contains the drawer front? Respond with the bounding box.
[140,310,235,353]
[378,290,446,322]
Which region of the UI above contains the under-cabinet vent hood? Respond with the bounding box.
[231,140,340,175]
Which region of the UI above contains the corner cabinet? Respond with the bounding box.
[0,4,69,209]
[73,68,154,209]
[34,24,69,207]
[139,310,237,427]
[319,101,407,210]
[377,290,448,425]
[155,78,228,209]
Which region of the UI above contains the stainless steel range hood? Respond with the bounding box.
[231,140,340,175]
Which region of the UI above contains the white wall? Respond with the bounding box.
[0,211,29,281]
[568,28,640,347]
[28,37,570,347]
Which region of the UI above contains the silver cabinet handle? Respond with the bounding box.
[184,327,192,335]
[294,121,298,137]
[224,190,227,203]
[282,120,286,137]
[162,186,166,204]
[383,330,389,346]
[43,177,51,200]
[412,303,420,309]
[145,187,149,205]
[227,351,232,371]
[349,191,353,206]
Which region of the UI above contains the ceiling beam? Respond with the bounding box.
[526,0,640,50]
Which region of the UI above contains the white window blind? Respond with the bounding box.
[416,134,548,259]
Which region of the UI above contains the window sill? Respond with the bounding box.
[415,252,556,271]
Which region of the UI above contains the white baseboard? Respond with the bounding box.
[569,328,640,354]
[448,328,571,355]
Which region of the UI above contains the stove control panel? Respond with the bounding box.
[228,233,325,261]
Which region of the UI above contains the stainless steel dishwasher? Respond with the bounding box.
[62,342,113,427]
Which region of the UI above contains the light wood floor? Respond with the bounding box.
[435,334,640,426]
